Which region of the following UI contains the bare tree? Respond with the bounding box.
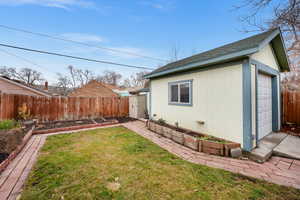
[235,0,300,69]
[76,69,95,86]
[0,66,44,85]
[56,73,72,96]
[123,71,148,87]
[67,65,77,88]
[65,65,95,88]
[122,78,132,88]
[96,70,122,86]
[0,66,11,77]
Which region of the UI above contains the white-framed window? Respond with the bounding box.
[168,80,192,106]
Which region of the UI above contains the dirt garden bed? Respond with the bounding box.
[33,119,117,134]
[33,117,137,135]
[0,120,35,173]
[147,120,241,157]
[35,119,95,131]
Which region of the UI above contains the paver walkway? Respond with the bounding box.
[0,121,299,200]
[123,121,300,189]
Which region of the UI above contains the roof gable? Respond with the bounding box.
[68,80,119,97]
[0,76,52,97]
[145,28,290,79]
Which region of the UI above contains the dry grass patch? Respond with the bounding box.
[21,126,300,200]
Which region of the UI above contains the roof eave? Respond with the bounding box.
[0,77,52,97]
[258,28,290,72]
[144,47,258,79]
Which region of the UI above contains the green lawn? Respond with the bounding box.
[21,126,300,200]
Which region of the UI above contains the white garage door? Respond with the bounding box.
[257,73,273,140]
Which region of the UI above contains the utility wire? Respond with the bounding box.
[0,48,57,76]
[0,24,167,62]
[0,43,155,70]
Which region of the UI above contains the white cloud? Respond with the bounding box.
[60,46,99,55]
[140,0,175,11]
[60,33,106,43]
[0,0,95,9]
[61,45,152,60]
[105,47,151,59]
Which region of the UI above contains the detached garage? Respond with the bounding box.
[145,28,290,151]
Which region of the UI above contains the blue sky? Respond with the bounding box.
[0,0,265,84]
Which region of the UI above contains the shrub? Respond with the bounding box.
[18,103,31,120]
[157,118,166,125]
[0,120,19,130]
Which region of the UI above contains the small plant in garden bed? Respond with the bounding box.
[0,120,27,164]
[0,120,19,130]
[147,120,240,157]
[149,119,201,137]
[199,136,229,144]
[157,118,166,125]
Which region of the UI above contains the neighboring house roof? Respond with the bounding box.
[103,83,120,90]
[113,87,142,97]
[68,80,119,97]
[35,85,73,96]
[129,87,150,95]
[128,81,150,94]
[145,28,290,79]
[0,76,52,97]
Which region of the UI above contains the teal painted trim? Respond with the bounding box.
[279,78,282,129]
[251,59,279,76]
[168,79,193,106]
[272,76,279,131]
[255,65,259,146]
[256,28,289,71]
[144,48,257,79]
[258,29,280,50]
[150,60,244,81]
[242,59,253,152]
[250,59,280,141]
[149,81,152,119]
[272,29,291,71]
[252,59,280,130]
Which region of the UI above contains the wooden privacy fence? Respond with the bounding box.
[282,89,300,125]
[0,92,129,122]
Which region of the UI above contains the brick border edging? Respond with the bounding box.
[147,121,241,157]
[32,120,119,135]
[0,120,119,174]
[0,126,34,174]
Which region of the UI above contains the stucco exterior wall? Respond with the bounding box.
[150,64,244,145]
[251,44,279,71]
[0,79,43,96]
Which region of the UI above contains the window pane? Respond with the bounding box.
[180,83,190,103]
[170,84,178,102]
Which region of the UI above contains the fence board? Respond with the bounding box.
[0,93,129,122]
[282,89,300,125]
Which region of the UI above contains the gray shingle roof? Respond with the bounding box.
[145,29,286,78]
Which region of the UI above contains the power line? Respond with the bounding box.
[0,43,155,70]
[0,48,57,76]
[0,24,167,62]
